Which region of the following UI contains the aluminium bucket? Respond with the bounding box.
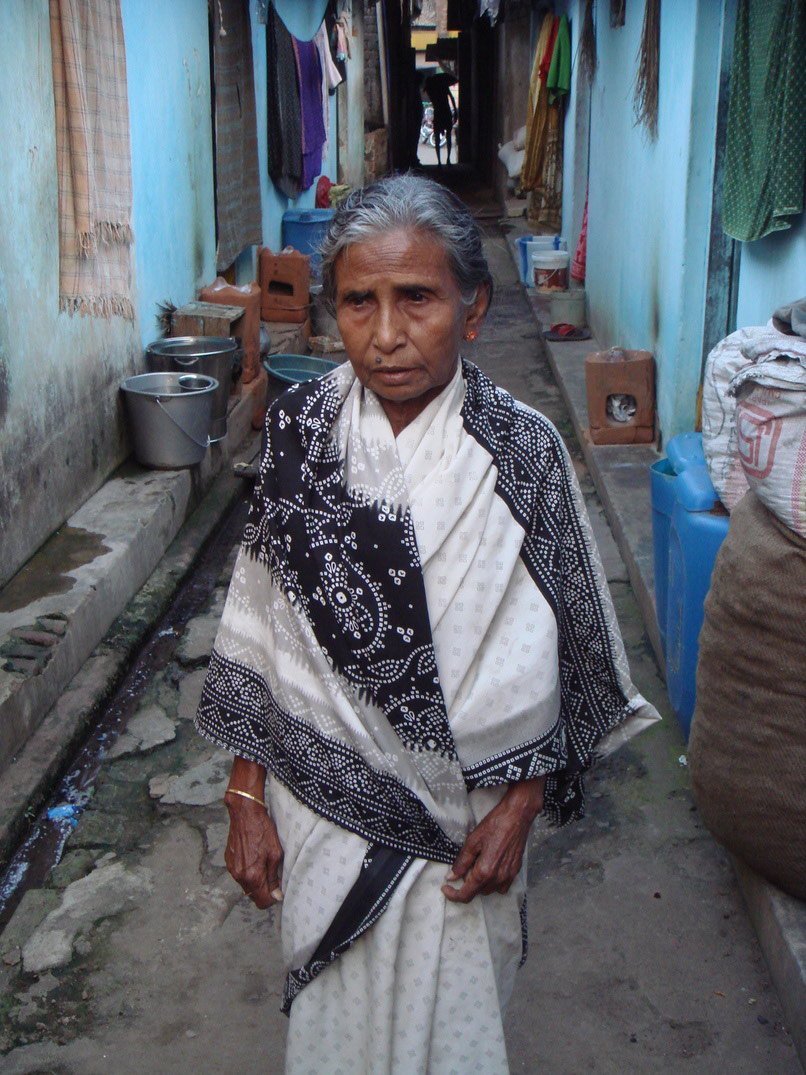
[145,336,238,442]
[120,372,218,469]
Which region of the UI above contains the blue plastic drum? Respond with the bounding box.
[282,209,335,279]
[650,432,707,652]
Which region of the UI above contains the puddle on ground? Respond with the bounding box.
[0,527,111,614]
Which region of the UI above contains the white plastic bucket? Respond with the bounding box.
[532,249,570,292]
[549,288,586,327]
[527,235,566,252]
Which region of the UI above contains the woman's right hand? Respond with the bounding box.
[224,758,284,909]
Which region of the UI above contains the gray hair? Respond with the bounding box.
[320,173,493,308]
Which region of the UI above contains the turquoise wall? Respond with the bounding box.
[735,212,806,328]
[582,0,723,443]
[0,1,142,587]
[0,0,336,586]
[124,0,217,345]
[561,0,804,439]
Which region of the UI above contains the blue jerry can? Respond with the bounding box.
[649,433,706,651]
[665,463,730,737]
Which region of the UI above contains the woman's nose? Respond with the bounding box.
[373,303,405,353]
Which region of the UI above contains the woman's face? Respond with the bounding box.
[334,229,488,434]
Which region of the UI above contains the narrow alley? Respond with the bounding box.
[1,1,804,1072]
[0,225,797,1075]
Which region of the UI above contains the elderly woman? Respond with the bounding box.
[196,174,658,1073]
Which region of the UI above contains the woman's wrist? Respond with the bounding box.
[227,756,267,802]
[500,775,546,825]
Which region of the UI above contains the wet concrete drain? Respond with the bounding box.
[0,495,249,933]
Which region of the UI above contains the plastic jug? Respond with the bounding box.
[665,463,730,736]
[650,432,708,649]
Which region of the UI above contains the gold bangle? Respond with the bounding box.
[225,787,266,808]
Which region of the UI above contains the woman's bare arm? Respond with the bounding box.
[224,757,284,909]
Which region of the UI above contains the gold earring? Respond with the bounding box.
[464,329,478,342]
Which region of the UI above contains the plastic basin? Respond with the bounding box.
[263,354,340,385]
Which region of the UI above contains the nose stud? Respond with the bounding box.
[374,355,383,365]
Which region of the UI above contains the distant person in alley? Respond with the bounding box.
[195,174,659,1073]
[424,69,458,167]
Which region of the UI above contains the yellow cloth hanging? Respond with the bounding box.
[520,13,556,191]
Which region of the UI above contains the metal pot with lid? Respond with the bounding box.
[145,336,240,442]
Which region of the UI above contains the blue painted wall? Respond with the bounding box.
[581,0,723,443]
[0,1,142,587]
[560,0,804,440]
[124,0,217,346]
[735,212,806,328]
[0,0,336,586]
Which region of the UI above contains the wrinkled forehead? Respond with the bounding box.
[333,228,456,287]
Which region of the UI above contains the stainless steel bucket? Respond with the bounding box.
[145,336,239,442]
[120,372,218,469]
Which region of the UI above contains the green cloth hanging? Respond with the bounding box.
[723,0,806,242]
[547,14,571,103]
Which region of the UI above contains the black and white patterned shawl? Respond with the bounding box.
[197,359,658,851]
[197,360,659,1008]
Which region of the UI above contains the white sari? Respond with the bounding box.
[197,360,659,1073]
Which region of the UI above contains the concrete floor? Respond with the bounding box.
[0,228,799,1074]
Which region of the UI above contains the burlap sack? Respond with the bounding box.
[689,492,806,899]
[732,362,806,539]
[701,327,756,510]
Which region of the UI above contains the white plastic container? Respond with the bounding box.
[532,249,570,292]
[549,288,586,327]
[528,235,566,252]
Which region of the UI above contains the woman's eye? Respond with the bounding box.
[407,291,426,303]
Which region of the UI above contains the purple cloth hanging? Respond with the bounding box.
[292,36,326,191]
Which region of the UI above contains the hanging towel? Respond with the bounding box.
[49,0,134,319]
[267,4,304,199]
[212,0,263,271]
[723,0,805,242]
[293,36,327,191]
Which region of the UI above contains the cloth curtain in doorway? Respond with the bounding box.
[49,0,134,319]
[212,0,263,272]
[723,0,805,242]
[526,14,570,232]
[267,3,304,199]
[520,14,570,232]
[520,13,556,192]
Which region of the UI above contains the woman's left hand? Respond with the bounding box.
[442,776,546,904]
